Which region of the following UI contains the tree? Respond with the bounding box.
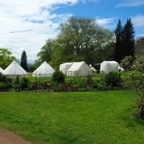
[131,56,144,119]
[122,18,135,58]
[135,37,144,56]
[51,16,114,66]
[37,39,53,64]
[20,50,28,71]
[114,20,123,63]
[114,19,135,63]
[0,48,16,69]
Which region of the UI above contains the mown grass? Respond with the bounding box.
[0,90,144,144]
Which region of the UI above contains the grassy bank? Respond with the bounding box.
[0,90,143,144]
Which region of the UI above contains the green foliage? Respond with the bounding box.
[36,16,115,67]
[0,48,16,69]
[0,73,12,91]
[52,70,65,84]
[57,16,114,65]
[103,72,122,87]
[131,56,144,119]
[19,77,29,90]
[120,55,134,71]
[135,37,144,56]
[36,39,54,65]
[0,71,134,92]
[96,81,108,90]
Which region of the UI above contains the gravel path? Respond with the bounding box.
[0,129,31,144]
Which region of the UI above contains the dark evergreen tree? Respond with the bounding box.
[114,20,123,63]
[114,18,135,63]
[20,50,28,71]
[122,18,135,58]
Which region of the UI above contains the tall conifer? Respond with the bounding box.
[20,50,28,71]
[114,20,123,63]
[122,18,135,58]
[114,19,135,62]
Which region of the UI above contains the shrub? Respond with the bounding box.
[19,77,29,90]
[86,75,94,91]
[0,73,12,91]
[120,56,133,71]
[131,56,144,119]
[103,72,122,88]
[52,70,65,84]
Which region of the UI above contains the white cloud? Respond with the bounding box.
[116,0,144,7]
[0,0,79,62]
[96,17,116,30]
[132,15,144,27]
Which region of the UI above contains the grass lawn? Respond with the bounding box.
[0,90,144,144]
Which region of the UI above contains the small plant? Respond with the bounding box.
[103,72,122,88]
[19,77,29,90]
[96,81,108,90]
[86,75,94,91]
[0,73,12,91]
[52,70,65,84]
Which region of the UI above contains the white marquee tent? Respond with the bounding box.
[67,61,92,76]
[33,61,55,77]
[3,60,27,78]
[100,61,119,74]
[0,67,4,73]
[59,62,73,75]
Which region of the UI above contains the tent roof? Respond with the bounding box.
[101,61,118,64]
[67,61,84,71]
[33,61,55,75]
[3,60,27,75]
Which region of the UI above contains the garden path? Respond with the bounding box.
[0,129,31,144]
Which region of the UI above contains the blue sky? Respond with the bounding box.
[0,0,143,62]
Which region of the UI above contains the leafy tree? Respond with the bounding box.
[0,48,16,69]
[36,39,54,65]
[20,50,28,71]
[36,17,115,67]
[56,16,114,65]
[131,56,144,119]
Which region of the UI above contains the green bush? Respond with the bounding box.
[103,72,122,88]
[52,70,65,84]
[0,73,12,91]
[19,77,29,90]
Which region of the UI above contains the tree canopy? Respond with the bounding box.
[0,48,16,69]
[36,16,115,67]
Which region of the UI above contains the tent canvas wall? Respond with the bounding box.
[0,67,3,73]
[59,62,73,75]
[100,61,118,74]
[67,61,92,76]
[33,61,55,77]
[3,60,27,78]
